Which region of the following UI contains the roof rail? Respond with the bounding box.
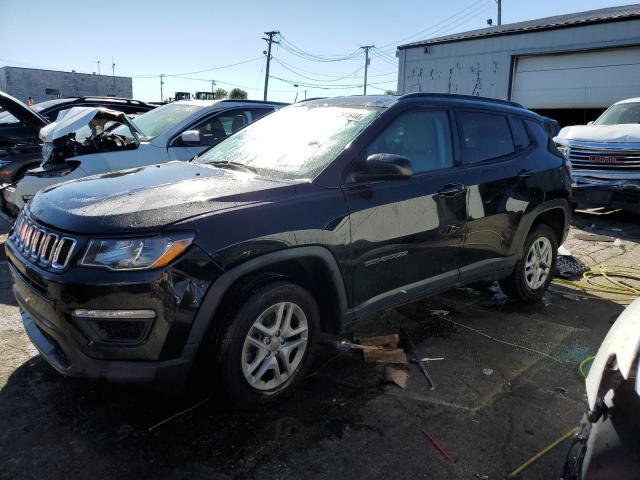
[217,99,289,106]
[399,92,524,108]
[69,96,148,105]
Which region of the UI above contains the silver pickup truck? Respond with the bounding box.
[555,97,640,214]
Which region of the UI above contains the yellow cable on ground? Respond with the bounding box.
[508,428,578,478]
[552,265,640,305]
[579,355,596,379]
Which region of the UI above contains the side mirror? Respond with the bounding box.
[352,153,412,182]
[180,130,201,146]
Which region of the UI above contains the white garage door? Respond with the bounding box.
[511,47,640,109]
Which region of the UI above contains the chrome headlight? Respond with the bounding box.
[80,233,194,270]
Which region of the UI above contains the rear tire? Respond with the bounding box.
[216,281,320,409]
[500,224,558,303]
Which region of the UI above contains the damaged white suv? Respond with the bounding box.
[555,98,640,213]
[3,99,284,215]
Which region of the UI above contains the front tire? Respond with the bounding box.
[500,224,558,303]
[217,281,320,409]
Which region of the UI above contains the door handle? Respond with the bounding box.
[436,183,466,197]
[518,168,534,179]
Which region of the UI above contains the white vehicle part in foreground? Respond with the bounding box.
[556,124,640,144]
[586,297,640,412]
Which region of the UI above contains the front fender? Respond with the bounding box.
[181,246,349,360]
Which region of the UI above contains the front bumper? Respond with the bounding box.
[572,176,640,213]
[21,307,190,383]
[6,233,222,384]
[562,404,640,479]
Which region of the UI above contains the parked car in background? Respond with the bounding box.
[6,94,571,407]
[0,92,155,186]
[555,97,640,213]
[3,99,286,215]
[562,298,640,479]
[0,92,49,185]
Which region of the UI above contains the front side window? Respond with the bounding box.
[595,102,640,125]
[457,111,515,164]
[366,110,453,174]
[189,109,274,146]
[197,104,381,179]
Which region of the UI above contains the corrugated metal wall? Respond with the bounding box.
[398,18,640,108]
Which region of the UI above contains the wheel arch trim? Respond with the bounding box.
[181,246,349,360]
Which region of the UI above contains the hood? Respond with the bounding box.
[0,91,48,130]
[556,124,640,143]
[39,106,142,143]
[28,161,296,234]
[586,297,640,412]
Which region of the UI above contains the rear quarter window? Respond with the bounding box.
[457,110,515,164]
[510,117,532,150]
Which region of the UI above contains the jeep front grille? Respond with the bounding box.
[10,214,77,270]
[569,144,640,171]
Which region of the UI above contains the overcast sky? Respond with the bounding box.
[0,0,635,103]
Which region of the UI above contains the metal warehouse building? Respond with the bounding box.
[397,4,640,125]
[0,66,132,104]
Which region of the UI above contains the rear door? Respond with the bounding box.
[456,109,543,281]
[344,107,468,310]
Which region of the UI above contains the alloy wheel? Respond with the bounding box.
[241,302,309,391]
[524,237,553,290]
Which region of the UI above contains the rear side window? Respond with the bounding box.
[510,117,531,150]
[457,111,515,164]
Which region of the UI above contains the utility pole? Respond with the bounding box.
[96,60,101,75]
[361,45,374,95]
[111,57,116,90]
[160,74,164,103]
[211,80,216,93]
[262,30,279,101]
[497,0,502,25]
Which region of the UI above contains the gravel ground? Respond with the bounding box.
[1,210,639,480]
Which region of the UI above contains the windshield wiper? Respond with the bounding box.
[210,161,257,174]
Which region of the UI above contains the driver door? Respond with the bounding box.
[344,108,468,310]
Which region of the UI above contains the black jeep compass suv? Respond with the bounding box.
[6,94,571,407]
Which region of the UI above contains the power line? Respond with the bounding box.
[375,0,488,50]
[376,0,493,54]
[272,56,365,82]
[270,74,394,90]
[130,56,264,78]
[278,34,361,62]
[171,74,297,93]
